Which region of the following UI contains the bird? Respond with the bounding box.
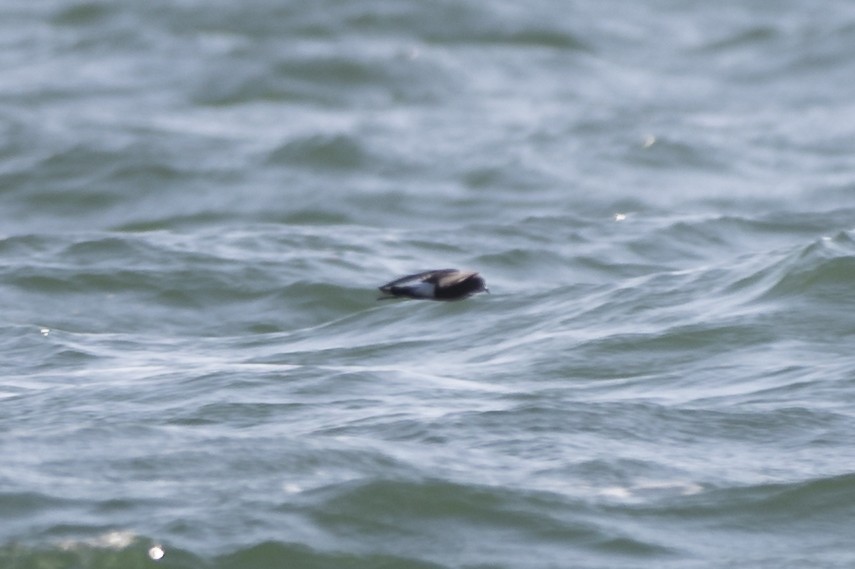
[378,269,488,301]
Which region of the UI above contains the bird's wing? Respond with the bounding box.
[380,269,457,290]
[436,271,477,287]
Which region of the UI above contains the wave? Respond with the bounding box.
[6,472,852,568]
[0,536,446,569]
[724,229,855,304]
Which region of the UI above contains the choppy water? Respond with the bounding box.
[3,1,855,568]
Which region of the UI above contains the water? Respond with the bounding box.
[2,1,855,568]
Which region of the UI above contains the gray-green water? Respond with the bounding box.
[3,1,855,568]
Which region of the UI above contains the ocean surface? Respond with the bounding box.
[2,1,855,568]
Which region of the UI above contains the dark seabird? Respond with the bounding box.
[378,269,488,301]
